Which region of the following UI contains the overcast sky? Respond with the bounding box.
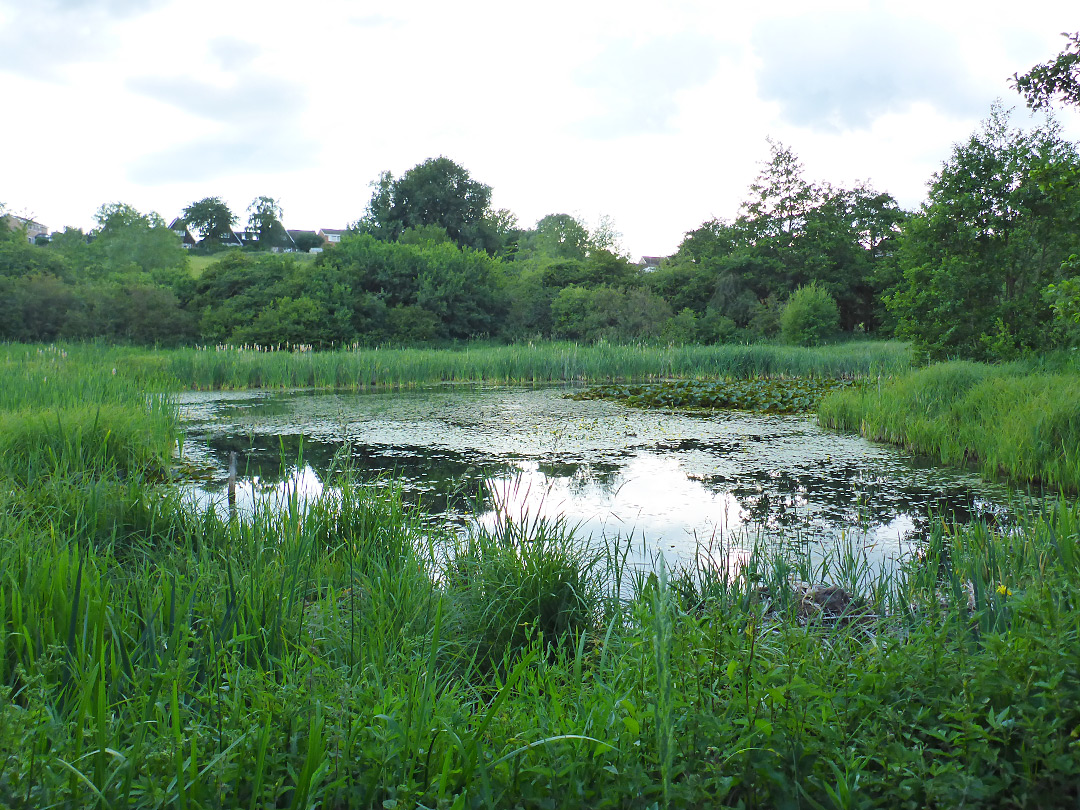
[2,0,1078,258]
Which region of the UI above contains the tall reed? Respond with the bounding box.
[105,340,913,390]
[820,360,1080,491]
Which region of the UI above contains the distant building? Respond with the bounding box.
[317,228,347,246]
[3,213,49,244]
[168,217,197,249]
[639,255,666,272]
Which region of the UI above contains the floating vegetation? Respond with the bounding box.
[569,377,860,413]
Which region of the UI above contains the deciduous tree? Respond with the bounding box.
[182,197,237,244]
[886,104,1080,359]
[357,157,495,251]
[1013,32,1080,110]
[247,196,288,249]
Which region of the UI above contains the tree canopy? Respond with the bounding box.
[886,104,1080,359]
[247,196,289,249]
[357,157,497,252]
[182,197,236,244]
[1013,32,1080,110]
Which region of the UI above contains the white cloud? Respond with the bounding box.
[1,0,1078,257]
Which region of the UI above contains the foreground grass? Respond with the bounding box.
[3,344,1080,807]
[820,360,1080,492]
[4,470,1080,808]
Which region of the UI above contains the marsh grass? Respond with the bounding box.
[103,339,913,390]
[820,360,1080,491]
[3,344,1080,808]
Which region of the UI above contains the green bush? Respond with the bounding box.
[780,282,840,346]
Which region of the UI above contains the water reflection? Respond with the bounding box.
[175,386,1027,575]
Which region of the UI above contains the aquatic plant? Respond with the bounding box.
[105,339,913,389]
[570,377,858,413]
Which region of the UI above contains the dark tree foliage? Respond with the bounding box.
[182,197,237,244]
[886,104,1080,360]
[357,157,499,252]
[1013,32,1080,110]
[192,235,508,346]
[292,232,324,253]
[90,203,187,276]
[246,196,290,249]
[653,142,903,336]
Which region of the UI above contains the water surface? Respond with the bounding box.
[175,386,1019,575]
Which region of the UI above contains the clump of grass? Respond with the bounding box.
[444,512,604,670]
[820,360,1080,491]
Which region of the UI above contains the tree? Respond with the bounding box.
[247,196,288,249]
[1013,32,1080,110]
[780,282,839,345]
[886,104,1080,359]
[741,139,821,246]
[91,203,186,275]
[657,142,899,334]
[356,157,495,251]
[94,202,150,235]
[532,214,593,260]
[292,232,324,253]
[182,197,236,244]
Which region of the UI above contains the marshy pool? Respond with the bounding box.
[175,385,1022,576]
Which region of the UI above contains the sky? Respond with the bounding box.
[2,0,1078,259]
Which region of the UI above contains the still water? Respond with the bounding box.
[175,385,1019,575]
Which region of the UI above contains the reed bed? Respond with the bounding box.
[108,340,912,390]
[820,360,1080,492]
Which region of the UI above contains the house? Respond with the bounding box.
[3,213,49,244]
[317,228,346,246]
[196,229,243,249]
[639,256,666,272]
[168,217,197,249]
[235,228,297,252]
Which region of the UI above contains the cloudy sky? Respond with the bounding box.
[2,0,1077,258]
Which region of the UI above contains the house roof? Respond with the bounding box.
[4,213,47,233]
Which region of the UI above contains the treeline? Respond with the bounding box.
[0,150,908,349]
[4,35,1080,358]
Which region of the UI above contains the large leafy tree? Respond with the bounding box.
[182,197,236,244]
[247,196,289,249]
[886,104,1080,359]
[357,157,496,251]
[91,202,187,276]
[655,142,902,333]
[1013,32,1080,110]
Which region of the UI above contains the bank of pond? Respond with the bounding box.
[1,341,1079,808]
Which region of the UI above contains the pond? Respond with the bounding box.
[174,385,1020,577]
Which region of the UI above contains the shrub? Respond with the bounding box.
[780,282,839,346]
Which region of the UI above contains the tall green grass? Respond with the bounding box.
[5,470,1079,808]
[110,340,912,389]
[0,345,176,485]
[820,360,1080,491]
